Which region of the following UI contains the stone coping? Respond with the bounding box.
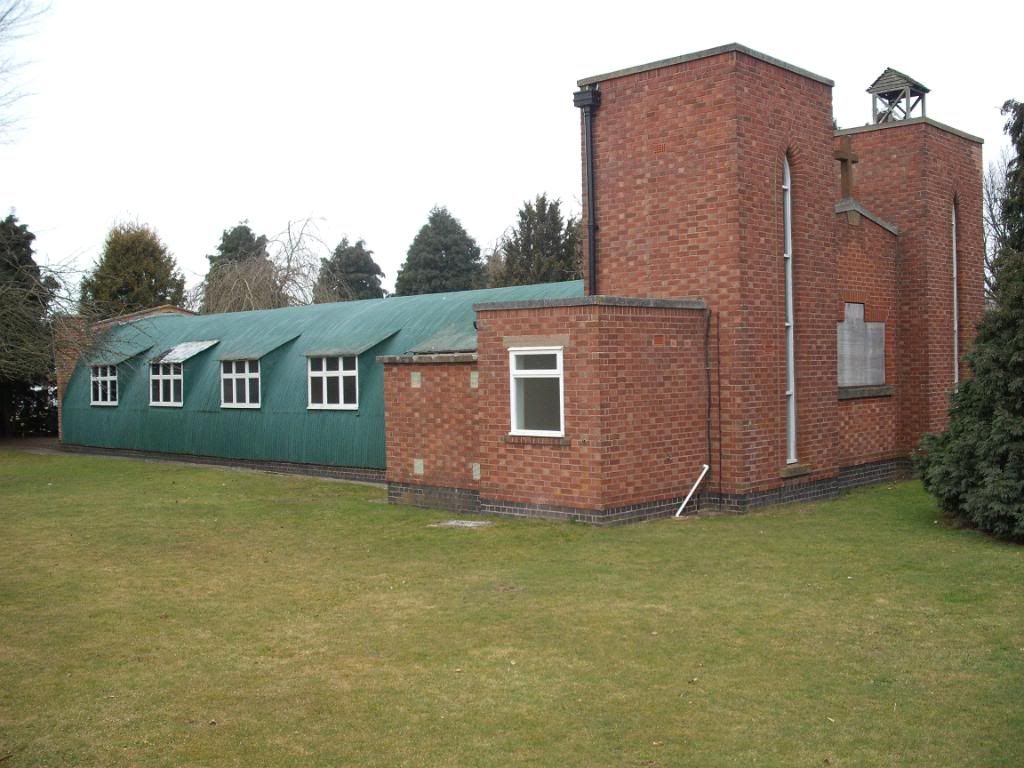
[474,295,706,312]
[377,352,478,365]
[577,43,834,88]
[835,117,983,145]
[834,198,900,236]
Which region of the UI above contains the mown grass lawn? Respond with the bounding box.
[1,449,1022,767]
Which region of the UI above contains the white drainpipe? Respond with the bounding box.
[676,464,710,517]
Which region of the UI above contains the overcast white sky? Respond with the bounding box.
[1,0,1017,294]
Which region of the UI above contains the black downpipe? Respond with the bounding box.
[573,86,601,295]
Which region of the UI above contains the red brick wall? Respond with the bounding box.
[581,48,836,494]
[383,358,479,490]
[474,302,708,511]
[833,213,900,463]
[476,304,600,509]
[53,316,88,441]
[835,122,984,446]
[733,55,837,491]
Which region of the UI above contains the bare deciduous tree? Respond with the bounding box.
[272,218,327,306]
[0,0,46,139]
[199,219,327,314]
[0,255,56,382]
[983,149,1011,303]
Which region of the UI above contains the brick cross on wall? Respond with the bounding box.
[834,136,859,198]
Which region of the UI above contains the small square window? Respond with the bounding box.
[509,347,564,437]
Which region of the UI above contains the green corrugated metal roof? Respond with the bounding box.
[62,280,584,469]
[306,328,400,357]
[84,325,157,365]
[216,331,301,361]
[409,325,478,354]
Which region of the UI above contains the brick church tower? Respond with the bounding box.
[382,43,983,522]
[573,43,983,505]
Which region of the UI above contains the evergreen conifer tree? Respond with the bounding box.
[206,222,270,268]
[494,194,581,287]
[0,213,58,435]
[394,207,482,296]
[313,238,385,302]
[79,222,185,317]
[916,99,1024,539]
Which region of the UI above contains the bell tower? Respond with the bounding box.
[868,68,928,123]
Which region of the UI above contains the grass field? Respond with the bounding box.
[1,448,1022,767]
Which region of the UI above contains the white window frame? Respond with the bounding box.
[307,355,358,410]
[783,156,797,464]
[149,362,183,407]
[221,359,261,409]
[952,202,960,386]
[508,346,564,438]
[90,364,118,406]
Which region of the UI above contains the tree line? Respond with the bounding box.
[0,196,579,435]
[64,193,581,320]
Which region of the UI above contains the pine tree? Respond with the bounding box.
[494,194,581,287]
[394,207,482,296]
[313,238,385,302]
[916,99,1024,539]
[79,222,185,317]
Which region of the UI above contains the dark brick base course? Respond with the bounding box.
[388,482,481,515]
[59,443,386,484]
[387,458,913,524]
[478,495,690,526]
[691,458,912,514]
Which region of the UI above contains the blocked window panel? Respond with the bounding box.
[837,303,885,387]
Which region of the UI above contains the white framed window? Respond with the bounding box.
[509,347,564,437]
[150,362,183,407]
[783,156,797,464]
[221,359,260,408]
[90,365,118,406]
[952,201,960,385]
[308,355,358,410]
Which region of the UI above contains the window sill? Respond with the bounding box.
[503,434,571,447]
[150,402,184,408]
[838,384,894,401]
[90,402,118,407]
[307,405,359,411]
[222,404,261,409]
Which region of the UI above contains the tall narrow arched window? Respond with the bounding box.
[783,157,797,464]
[952,200,960,385]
